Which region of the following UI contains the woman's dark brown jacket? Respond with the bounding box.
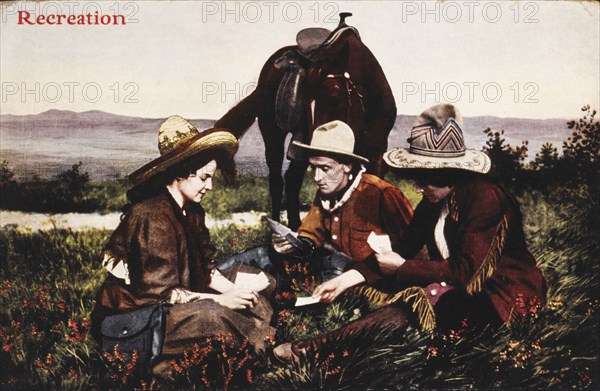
[91,192,275,356]
[94,192,216,314]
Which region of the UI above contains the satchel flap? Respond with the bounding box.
[101,305,161,339]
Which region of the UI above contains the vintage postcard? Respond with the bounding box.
[1,1,598,389]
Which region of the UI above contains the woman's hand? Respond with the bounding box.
[312,270,365,303]
[169,287,205,304]
[375,251,406,275]
[213,287,259,310]
[272,233,295,254]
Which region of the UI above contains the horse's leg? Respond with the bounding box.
[262,127,286,222]
[284,159,308,230]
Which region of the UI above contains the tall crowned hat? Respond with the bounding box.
[383,104,490,173]
[129,115,238,184]
[292,120,369,163]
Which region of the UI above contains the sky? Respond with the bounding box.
[1,0,599,119]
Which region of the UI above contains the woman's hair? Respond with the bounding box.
[124,148,236,210]
[401,168,482,188]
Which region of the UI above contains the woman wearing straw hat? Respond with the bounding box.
[273,104,546,363]
[91,116,275,378]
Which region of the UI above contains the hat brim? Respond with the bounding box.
[383,148,491,174]
[292,141,369,163]
[129,129,238,184]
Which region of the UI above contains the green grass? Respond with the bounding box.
[0,186,598,390]
[2,168,422,217]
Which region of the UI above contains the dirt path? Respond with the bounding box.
[0,210,297,231]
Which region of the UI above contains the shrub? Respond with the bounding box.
[0,160,19,210]
[482,127,529,188]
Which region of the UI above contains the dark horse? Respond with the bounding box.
[215,14,396,230]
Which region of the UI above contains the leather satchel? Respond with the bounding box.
[100,304,168,372]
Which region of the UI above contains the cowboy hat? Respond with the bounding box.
[129,115,238,184]
[292,120,369,163]
[383,104,491,173]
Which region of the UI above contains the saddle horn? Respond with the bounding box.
[337,12,352,28]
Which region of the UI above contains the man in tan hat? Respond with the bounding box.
[272,119,413,299]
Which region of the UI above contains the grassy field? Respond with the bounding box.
[0,180,598,390]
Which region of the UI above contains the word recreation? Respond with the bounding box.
[17,10,126,25]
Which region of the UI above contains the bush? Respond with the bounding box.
[560,105,600,197]
[482,127,529,188]
[0,162,129,214]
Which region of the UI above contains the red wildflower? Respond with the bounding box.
[69,367,79,381]
[0,280,13,296]
[57,300,68,313]
[294,320,308,332]
[31,323,43,337]
[65,319,88,342]
[35,354,54,372]
[265,334,276,347]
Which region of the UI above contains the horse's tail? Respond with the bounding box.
[214,89,260,139]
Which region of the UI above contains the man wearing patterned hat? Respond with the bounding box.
[273,104,547,363]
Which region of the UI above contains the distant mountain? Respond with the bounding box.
[0,110,570,180]
[390,115,570,151]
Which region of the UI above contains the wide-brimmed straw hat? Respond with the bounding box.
[292,120,369,164]
[383,104,490,173]
[129,115,238,184]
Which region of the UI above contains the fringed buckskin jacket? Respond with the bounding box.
[394,178,547,323]
[298,173,413,280]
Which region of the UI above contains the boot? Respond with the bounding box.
[292,303,411,354]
